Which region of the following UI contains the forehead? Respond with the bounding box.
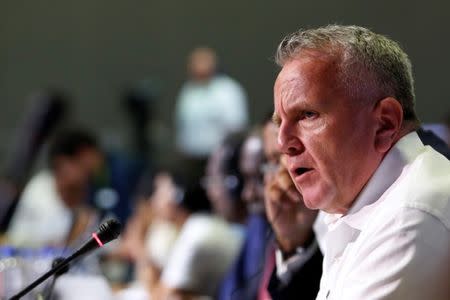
[274,53,342,116]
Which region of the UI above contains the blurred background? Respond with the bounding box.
[0,0,449,299]
[0,0,449,163]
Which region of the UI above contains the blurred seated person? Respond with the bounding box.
[263,119,323,299]
[218,129,273,300]
[116,170,217,300]
[160,133,249,299]
[175,47,249,181]
[7,129,99,247]
[114,174,181,300]
[202,132,248,226]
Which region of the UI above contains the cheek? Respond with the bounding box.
[308,117,327,135]
[308,121,359,184]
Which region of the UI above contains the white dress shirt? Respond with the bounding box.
[7,170,73,247]
[161,214,243,297]
[175,75,248,157]
[316,132,450,300]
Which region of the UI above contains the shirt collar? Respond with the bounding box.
[325,131,425,231]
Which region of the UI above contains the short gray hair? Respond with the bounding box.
[275,25,418,122]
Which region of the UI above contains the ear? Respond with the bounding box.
[373,97,403,153]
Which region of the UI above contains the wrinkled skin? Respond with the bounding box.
[263,121,318,253]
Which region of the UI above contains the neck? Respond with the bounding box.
[395,121,420,143]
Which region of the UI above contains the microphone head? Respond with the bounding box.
[96,219,122,244]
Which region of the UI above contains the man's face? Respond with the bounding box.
[188,49,216,82]
[263,122,318,250]
[53,155,90,208]
[240,135,265,214]
[273,51,382,214]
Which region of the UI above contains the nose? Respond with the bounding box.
[278,122,304,156]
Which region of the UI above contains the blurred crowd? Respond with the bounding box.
[0,42,449,300]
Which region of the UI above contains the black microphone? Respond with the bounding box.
[10,219,122,300]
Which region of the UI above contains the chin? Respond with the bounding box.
[303,197,321,210]
[296,185,316,209]
[300,183,337,212]
[303,193,336,213]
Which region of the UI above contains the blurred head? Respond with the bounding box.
[150,172,181,224]
[48,128,103,207]
[273,25,417,214]
[239,132,265,214]
[187,47,218,82]
[204,132,247,223]
[151,172,210,227]
[263,117,280,168]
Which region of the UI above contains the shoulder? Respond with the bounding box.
[212,75,244,91]
[393,146,450,229]
[19,170,59,207]
[177,214,243,249]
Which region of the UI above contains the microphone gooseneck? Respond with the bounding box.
[9,219,122,300]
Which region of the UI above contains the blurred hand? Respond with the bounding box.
[264,155,318,254]
[116,200,152,261]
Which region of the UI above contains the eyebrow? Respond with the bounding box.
[272,113,281,127]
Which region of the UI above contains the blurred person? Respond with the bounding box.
[175,47,249,181]
[114,173,181,300]
[240,131,266,215]
[203,132,248,226]
[7,129,98,247]
[273,25,450,299]
[161,134,249,299]
[0,89,67,230]
[263,118,322,299]
[117,171,200,265]
[218,129,274,300]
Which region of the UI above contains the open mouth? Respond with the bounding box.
[295,167,313,176]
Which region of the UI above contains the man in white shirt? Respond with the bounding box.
[175,47,248,159]
[7,129,100,247]
[263,118,322,300]
[272,25,450,299]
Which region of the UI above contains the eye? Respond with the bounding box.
[301,111,318,120]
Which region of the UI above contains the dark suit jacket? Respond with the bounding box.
[218,213,272,300]
[417,128,450,159]
[268,245,323,300]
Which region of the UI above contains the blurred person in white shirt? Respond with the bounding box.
[175,47,248,159]
[7,129,100,247]
[174,47,248,184]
